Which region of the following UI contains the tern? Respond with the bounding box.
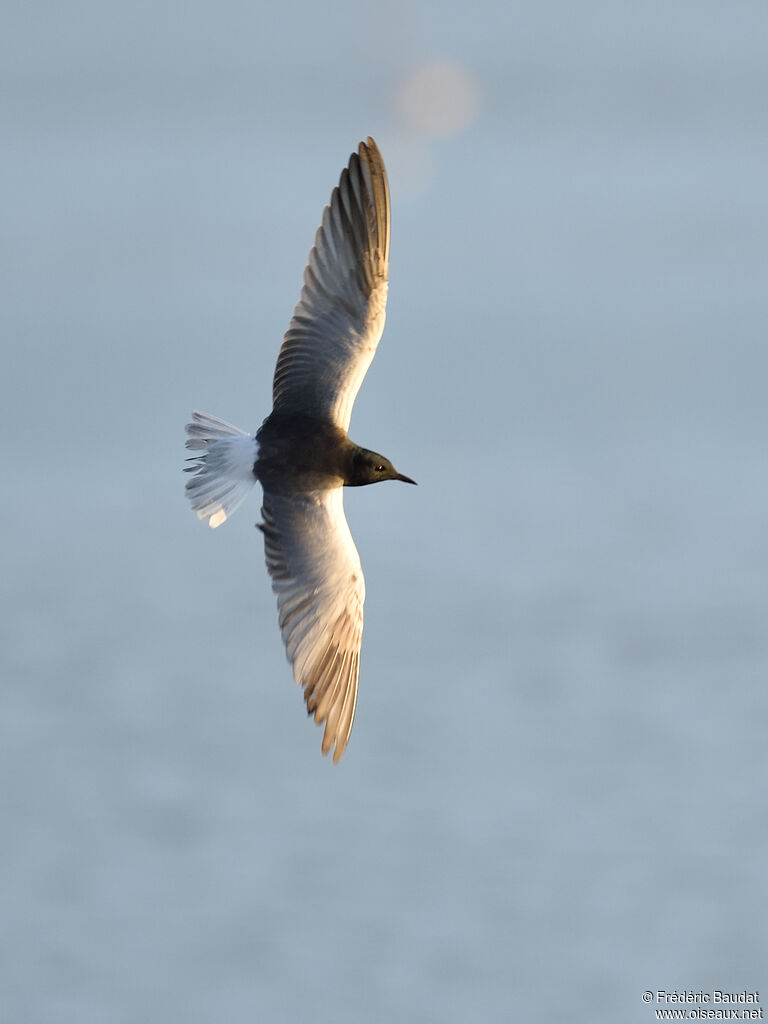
[184,138,415,762]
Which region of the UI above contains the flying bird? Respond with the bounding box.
[184,138,415,762]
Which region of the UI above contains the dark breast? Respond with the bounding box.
[255,414,354,492]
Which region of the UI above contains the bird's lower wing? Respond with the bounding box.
[259,487,365,762]
[271,138,390,433]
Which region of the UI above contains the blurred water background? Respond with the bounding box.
[2,1,767,1021]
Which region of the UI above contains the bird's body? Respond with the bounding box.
[184,138,414,762]
[256,415,353,491]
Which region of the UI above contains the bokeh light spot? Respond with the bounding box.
[397,60,480,138]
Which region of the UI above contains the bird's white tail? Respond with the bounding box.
[184,411,258,528]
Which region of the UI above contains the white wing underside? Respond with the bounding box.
[260,487,365,763]
[271,138,390,432]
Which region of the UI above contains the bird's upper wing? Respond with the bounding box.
[271,137,390,432]
[259,486,365,762]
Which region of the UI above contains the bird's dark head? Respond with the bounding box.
[348,447,417,487]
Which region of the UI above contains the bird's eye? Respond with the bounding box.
[375,465,385,472]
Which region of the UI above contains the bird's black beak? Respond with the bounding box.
[394,472,417,485]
